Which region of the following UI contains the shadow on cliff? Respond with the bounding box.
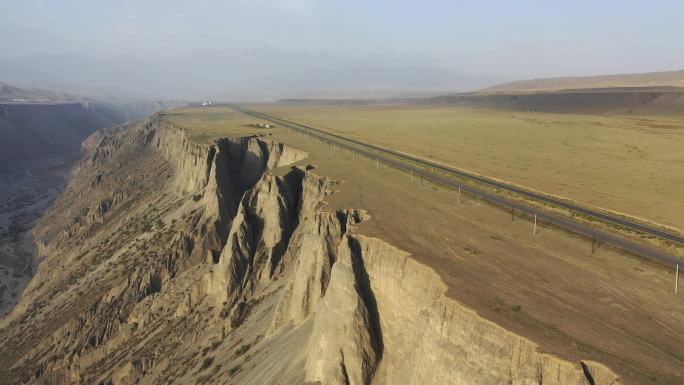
[347,236,384,363]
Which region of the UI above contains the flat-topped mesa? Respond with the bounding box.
[0,115,623,385]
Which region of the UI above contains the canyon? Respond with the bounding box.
[0,88,186,317]
[0,115,623,384]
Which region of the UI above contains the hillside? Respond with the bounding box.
[483,69,684,93]
[0,83,82,103]
[275,70,684,115]
[426,88,684,115]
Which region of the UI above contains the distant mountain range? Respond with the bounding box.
[275,69,684,115]
[482,69,684,93]
[414,69,684,115]
[0,52,508,100]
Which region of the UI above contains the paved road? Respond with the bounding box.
[237,106,683,268]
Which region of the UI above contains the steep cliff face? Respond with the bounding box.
[0,117,621,385]
[341,235,621,385]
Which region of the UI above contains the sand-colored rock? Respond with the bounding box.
[269,174,363,332]
[210,170,301,308]
[304,235,380,385]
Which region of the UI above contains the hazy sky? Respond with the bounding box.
[2,0,683,99]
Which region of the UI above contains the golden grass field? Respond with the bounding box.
[250,104,684,231]
[162,107,264,143]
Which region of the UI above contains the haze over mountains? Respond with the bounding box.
[4,0,684,101]
[5,50,684,102]
[0,52,508,101]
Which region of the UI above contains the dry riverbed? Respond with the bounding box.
[0,159,70,316]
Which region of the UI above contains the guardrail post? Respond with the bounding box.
[534,214,537,235]
[676,263,679,294]
[410,170,413,184]
[511,208,515,221]
[457,186,461,205]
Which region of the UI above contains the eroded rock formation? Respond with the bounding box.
[0,116,621,385]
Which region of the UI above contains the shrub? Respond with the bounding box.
[228,364,241,376]
[201,356,214,370]
[235,343,251,357]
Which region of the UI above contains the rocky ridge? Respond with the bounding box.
[0,115,621,385]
